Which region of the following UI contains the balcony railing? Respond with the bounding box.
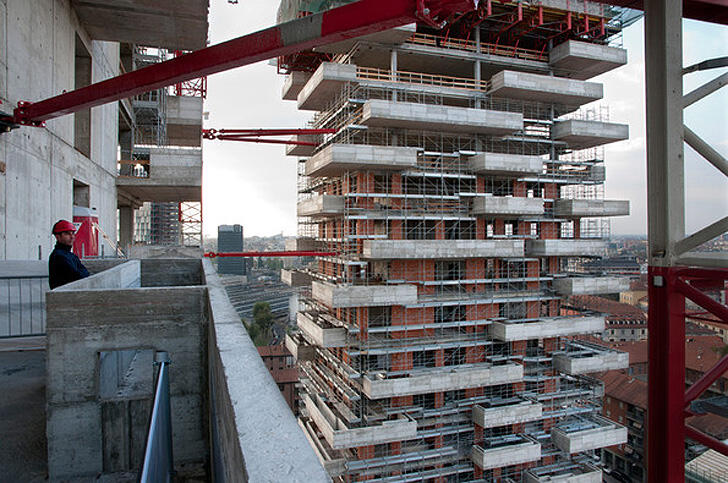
[406,33,545,61]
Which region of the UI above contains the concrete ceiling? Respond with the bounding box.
[72,1,209,51]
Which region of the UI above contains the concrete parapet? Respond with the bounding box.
[54,259,141,290]
[553,348,629,375]
[303,392,417,449]
[314,24,416,54]
[489,70,602,105]
[363,239,524,259]
[166,95,203,147]
[311,280,418,308]
[553,199,630,217]
[551,416,628,453]
[471,438,541,471]
[204,260,329,481]
[126,245,203,259]
[549,40,627,80]
[525,239,607,257]
[490,316,604,341]
[298,62,358,110]
[472,401,543,429]
[297,312,347,348]
[361,99,523,135]
[297,195,345,217]
[306,144,418,177]
[471,196,544,216]
[286,237,327,252]
[553,119,629,150]
[552,276,630,296]
[468,152,543,176]
[525,462,602,483]
[285,332,316,362]
[116,147,202,203]
[286,134,318,156]
[362,363,523,398]
[281,269,313,287]
[282,71,312,100]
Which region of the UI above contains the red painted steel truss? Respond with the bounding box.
[205,251,337,258]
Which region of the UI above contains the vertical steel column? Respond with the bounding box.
[645,0,686,481]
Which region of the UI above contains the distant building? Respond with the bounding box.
[217,224,245,275]
[563,295,648,341]
[257,345,299,413]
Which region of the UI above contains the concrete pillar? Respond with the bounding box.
[119,207,134,251]
[390,49,398,102]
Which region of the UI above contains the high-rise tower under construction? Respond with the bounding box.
[281,1,633,480]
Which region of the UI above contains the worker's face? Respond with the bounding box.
[54,231,76,247]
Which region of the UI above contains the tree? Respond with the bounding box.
[253,301,274,331]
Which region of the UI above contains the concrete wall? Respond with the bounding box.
[525,239,607,257]
[166,95,203,147]
[204,260,330,482]
[0,1,119,260]
[552,276,630,296]
[489,70,603,105]
[472,401,543,429]
[281,268,313,287]
[468,152,543,176]
[553,350,629,375]
[490,316,605,341]
[471,196,544,216]
[363,239,524,259]
[297,312,346,348]
[553,199,630,217]
[46,260,209,479]
[312,280,418,308]
[306,144,418,177]
[551,420,628,453]
[297,195,345,217]
[471,440,541,470]
[362,363,523,398]
[298,62,358,110]
[524,464,602,483]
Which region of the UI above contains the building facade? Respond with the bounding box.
[218,224,246,275]
[281,1,633,480]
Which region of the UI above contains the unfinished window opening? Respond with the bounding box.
[98,349,154,400]
[73,179,90,208]
[74,34,92,157]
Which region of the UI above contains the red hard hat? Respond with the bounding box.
[52,220,76,234]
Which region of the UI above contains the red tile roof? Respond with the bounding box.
[599,370,648,408]
[257,344,292,357]
[566,295,646,321]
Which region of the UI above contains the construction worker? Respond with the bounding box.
[49,220,89,289]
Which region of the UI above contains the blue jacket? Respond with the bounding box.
[49,243,90,289]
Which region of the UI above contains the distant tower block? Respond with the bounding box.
[217,224,245,275]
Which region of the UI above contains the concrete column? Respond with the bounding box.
[118,207,134,252]
[390,49,398,101]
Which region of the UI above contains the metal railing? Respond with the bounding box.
[0,275,48,338]
[406,32,545,61]
[139,351,174,483]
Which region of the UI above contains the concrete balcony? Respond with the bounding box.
[471,196,544,217]
[303,392,417,449]
[363,239,524,259]
[551,415,628,453]
[549,40,627,80]
[553,341,629,375]
[489,70,602,106]
[286,134,318,156]
[311,281,418,308]
[552,276,630,296]
[553,199,630,217]
[490,316,604,342]
[285,237,327,252]
[361,99,523,135]
[297,312,347,348]
[285,332,316,362]
[362,363,523,399]
[297,195,345,218]
[525,239,606,257]
[314,24,416,54]
[72,0,208,50]
[471,436,541,471]
[472,400,543,429]
[117,147,201,204]
[281,269,313,287]
[166,96,203,147]
[305,144,418,177]
[468,152,543,176]
[525,462,602,483]
[298,62,359,110]
[282,71,312,101]
[553,119,629,149]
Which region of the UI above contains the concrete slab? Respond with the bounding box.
[490,316,605,342]
[553,119,629,149]
[297,312,346,348]
[297,195,345,217]
[362,99,523,135]
[551,417,627,453]
[553,199,630,217]
[116,147,202,203]
[525,239,607,257]
[166,96,203,147]
[363,239,524,259]
[468,152,543,176]
[552,276,630,296]
[472,401,543,429]
[306,144,418,177]
[471,196,544,216]
[471,439,541,471]
[312,280,417,308]
[298,62,358,110]
[489,70,603,105]
[282,71,312,101]
[549,40,627,80]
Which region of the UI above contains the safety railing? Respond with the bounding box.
[356,66,490,91]
[406,32,545,61]
[139,351,174,483]
[0,274,48,338]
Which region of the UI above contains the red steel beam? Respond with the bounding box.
[12,0,474,125]
[684,352,728,405]
[685,426,728,457]
[210,138,317,146]
[204,251,337,258]
[203,128,336,138]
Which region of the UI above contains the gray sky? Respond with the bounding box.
[201,2,727,238]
